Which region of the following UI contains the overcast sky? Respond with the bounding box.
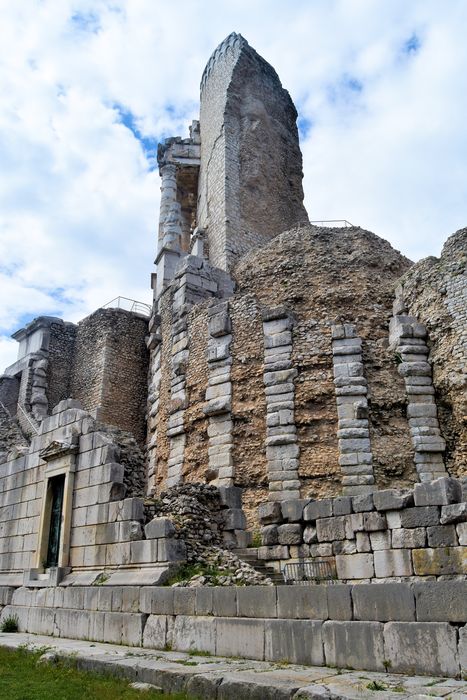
[1,0,466,369]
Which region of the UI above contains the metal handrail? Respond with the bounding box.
[102,296,152,316]
[16,403,39,435]
[310,220,354,228]
[283,559,337,585]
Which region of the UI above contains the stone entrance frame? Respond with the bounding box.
[25,437,78,586]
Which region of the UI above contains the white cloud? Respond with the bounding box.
[0,0,466,369]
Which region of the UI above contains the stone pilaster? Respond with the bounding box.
[203,301,233,486]
[389,307,447,482]
[166,315,189,488]
[332,323,375,495]
[146,314,162,496]
[262,308,300,501]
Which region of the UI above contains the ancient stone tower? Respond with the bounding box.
[155,33,309,298]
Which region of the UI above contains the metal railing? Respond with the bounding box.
[310,220,354,228]
[102,296,152,317]
[283,559,337,585]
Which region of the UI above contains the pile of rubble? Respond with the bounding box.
[145,483,272,587]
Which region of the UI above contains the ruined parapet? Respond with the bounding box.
[198,33,308,271]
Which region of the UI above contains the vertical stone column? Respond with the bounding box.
[166,315,189,488]
[203,301,233,486]
[146,314,162,496]
[262,308,300,501]
[158,163,179,245]
[389,309,447,482]
[331,324,375,495]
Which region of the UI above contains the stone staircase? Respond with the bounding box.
[233,547,284,585]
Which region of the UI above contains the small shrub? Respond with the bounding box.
[249,531,262,548]
[0,615,19,633]
[366,680,387,691]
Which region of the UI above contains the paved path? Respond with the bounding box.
[0,633,466,699]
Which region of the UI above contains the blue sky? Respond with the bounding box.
[0,0,466,369]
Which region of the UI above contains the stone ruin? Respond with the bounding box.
[0,33,465,678]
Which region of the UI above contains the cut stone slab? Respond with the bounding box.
[414,478,462,507]
[352,583,415,621]
[383,622,459,677]
[414,581,467,623]
[322,620,385,672]
[264,619,324,666]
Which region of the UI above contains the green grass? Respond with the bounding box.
[0,646,190,700]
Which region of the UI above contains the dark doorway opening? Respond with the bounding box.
[46,474,65,568]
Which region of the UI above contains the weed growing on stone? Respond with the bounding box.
[0,615,19,633]
[366,680,388,691]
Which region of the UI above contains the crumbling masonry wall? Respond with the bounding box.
[70,308,149,447]
[397,228,467,479]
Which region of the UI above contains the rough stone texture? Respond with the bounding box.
[198,33,308,271]
[398,229,467,479]
[234,224,413,508]
[70,308,148,447]
[352,583,415,621]
[322,621,385,672]
[383,622,459,677]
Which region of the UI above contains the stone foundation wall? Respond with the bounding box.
[257,479,466,581]
[0,581,465,676]
[46,320,77,410]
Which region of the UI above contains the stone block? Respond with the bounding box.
[173,588,196,615]
[374,549,412,577]
[392,527,426,549]
[332,497,352,516]
[440,502,467,524]
[237,586,277,618]
[144,517,175,539]
[427,524,458,547]
[157,538,186,562]
[369,531,391,550]
[412,547,466,576]
[276,585,328,620]
[362,512,387,531]
[212,587,237,617]
[130,540,158,564]
[457,522,467,546]
[303,525,317,544]
[414,478,462,507]
[327,585,352,621]
[383,622,459,677]
[223,508,247,530]
[264,619,324,665]
[393,506,440,528]
[303,499,333,522]
[281,499,309,522]
[195,587,213,616]
[323,620,385,672]
[316,516,346,542]
[353,583,415,621]
[257,545,289,560]
[356,532,371,552]
[218,486,242,509]
[333,539,357,555]
[261,525,278,545]
[414,581,467,623]
[335,553,374,580]
[142,614,167,649]
[216,618,265,660]
[277,523,302,545]
[140,588,174,615]
[172,615,217,653]
[373,489,414,511]
[352,493,374,512]
[258,501,282,525]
